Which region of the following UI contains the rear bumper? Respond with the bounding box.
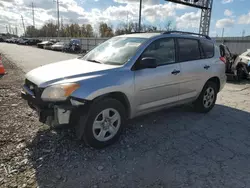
[220,74,227,92]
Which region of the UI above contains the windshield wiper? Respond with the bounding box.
[87,59,102,64]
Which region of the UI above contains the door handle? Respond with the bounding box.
[171,70,180,75]
[204,65,210,70]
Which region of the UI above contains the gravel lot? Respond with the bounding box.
[0,43,78,72]
[1,46,250,188]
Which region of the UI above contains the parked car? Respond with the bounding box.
[43,42,54,50]
[5,38,17,43]
[62,39,82,53]
[51,42,65,51]
[37,41,53,49]
[25,39,42,45]
[220,44,250,81]
[18,38,29,45]
[0,38,4,42]
[21,31,227,148]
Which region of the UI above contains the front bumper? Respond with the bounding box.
[21,85,87,125]
[21,85,52,123]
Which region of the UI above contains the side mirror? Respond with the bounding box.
[138,57,157,69]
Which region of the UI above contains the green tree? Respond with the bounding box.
[99,22,114,37]
[85,24,94,37]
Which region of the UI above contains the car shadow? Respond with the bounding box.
[27,104,250,188]
[226,76,250,85]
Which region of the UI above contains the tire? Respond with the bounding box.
[236,66,245,82]
[194,81,218,113]
[77,98,126,149]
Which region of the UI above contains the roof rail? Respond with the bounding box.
[162,31,211,40]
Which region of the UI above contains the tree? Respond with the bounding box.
[85,24,94,37]
[25,26,39,37]
[99,22,114,37]
[164,21,175,31]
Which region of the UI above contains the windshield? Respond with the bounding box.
[82,37,147,65]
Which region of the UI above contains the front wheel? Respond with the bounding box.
[76,98,126,149]
[194,81,218,113]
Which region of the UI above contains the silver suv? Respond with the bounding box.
[21,31,227,148]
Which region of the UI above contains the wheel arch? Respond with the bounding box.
[92,92,131,119]
[206,77,220,92]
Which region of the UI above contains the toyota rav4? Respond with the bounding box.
[21,31,227,148]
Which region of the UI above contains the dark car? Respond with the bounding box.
[0,38,4,42]
[26,39,42,45]
[62,39,82,53]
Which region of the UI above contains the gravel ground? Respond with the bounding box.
[1,55,250,188]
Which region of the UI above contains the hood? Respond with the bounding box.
[25,58,118,87]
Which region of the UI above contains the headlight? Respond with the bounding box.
[41,83,80,102]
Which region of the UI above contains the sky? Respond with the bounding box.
[0,0,250,37]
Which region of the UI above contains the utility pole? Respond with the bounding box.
[242,29,245,38]
[31,2,35,28]
[6,25,8,33]
[221,28,224,38]
[21,15,26,36]
[54,0,60,37]
[127,11,129,32]
[15,26,18,36]
[9,24,11,35]
[138,0,142,32]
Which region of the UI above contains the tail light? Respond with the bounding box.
[220,57,226,64]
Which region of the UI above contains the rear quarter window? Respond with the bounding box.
[200,40,214,58]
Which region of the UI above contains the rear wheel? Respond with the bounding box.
[76,98,126,149]
[194,81,218,113]
[235,65,245,82]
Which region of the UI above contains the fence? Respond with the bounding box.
[39,36,250,54]
[215,37,250,54]
[38,37,109,51]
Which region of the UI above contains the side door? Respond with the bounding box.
[134,37,181,113]
[177,38,211,101]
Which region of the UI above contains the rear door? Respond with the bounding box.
[177,38,211,101]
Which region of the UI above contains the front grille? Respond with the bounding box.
[25,79,44,97]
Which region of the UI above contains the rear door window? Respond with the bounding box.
[177,38,201,62]
[200,40,214,58]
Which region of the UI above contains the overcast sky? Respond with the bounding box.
[0,0,250,37]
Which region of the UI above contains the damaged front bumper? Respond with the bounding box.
[21,84,87,126]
